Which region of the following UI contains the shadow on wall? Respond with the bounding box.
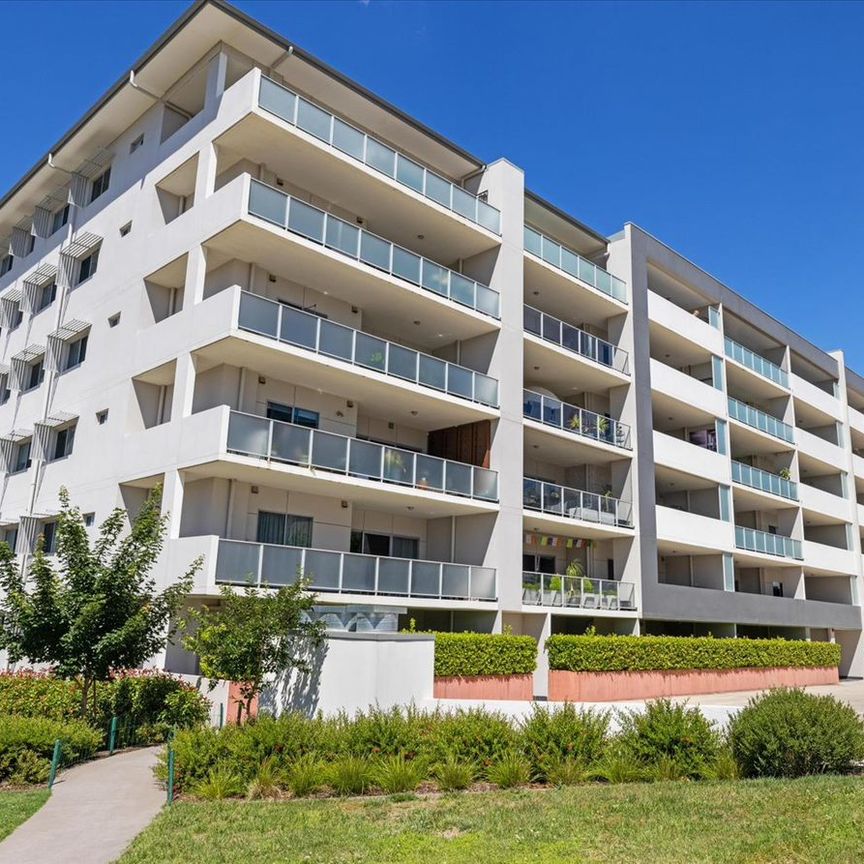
[261,638,329,717]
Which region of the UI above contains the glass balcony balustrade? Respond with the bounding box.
[734,525,802,560]
[731,460,798,501]
[724,337,788,388]
[523,306,628,374]
[523,478,633,527]
[521,571,635,611]
[523,225,627,303]
[248,178,499,318]
[523,390,631,450]
[237,290,499,408]
[728,397,795,443]
[227,411,499,502]
[258,76,501,234]
[217,538,496,601]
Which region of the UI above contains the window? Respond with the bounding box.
[63,335,88,371]
[89,167,111,203]
[51,204,70,235]
[108,313,120,327]
[130,134,144,153]
[76,249,98,285]
[0,255,12,277]
[266,401,320,428]
[256,511,313,547]
[51,424,76,461]
[26,234,35,256]
[35,282,56,313]
[523,553,556,574]
[42,522,57,555]
[8,303,22,329]
[83,512,95,527]
[96,409,109,425]
[350,531,419,559]
[25,360,44,391]
[3,527,17,551]
[119,222,132,237]
[12,440,31,473]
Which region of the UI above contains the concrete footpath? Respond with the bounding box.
[0,746,163,864]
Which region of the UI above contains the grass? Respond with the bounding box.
[120,776,864,864]
[0,789,50,841]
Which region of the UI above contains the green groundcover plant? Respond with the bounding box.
[546,633,841,672]
[0,715,101,783]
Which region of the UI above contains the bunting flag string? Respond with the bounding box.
[523,532,592,549]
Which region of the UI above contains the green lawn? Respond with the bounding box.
[120,776,864,864]
[0,789,49,842]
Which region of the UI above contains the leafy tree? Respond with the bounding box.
[0,486,199,716]
[183,581,324,723]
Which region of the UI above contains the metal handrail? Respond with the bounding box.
[523,390,631,450]
[216,537,497,601]
[226,410,499,502]
[734,525,803,560]
[258,75,501,234]
[521,571,636,610]
[237,290,499,408]
[523,478,634,527]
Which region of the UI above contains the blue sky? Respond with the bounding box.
[2,1,862,368]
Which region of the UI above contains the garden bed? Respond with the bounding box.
[548,665,839,701]
[433,674,534,700]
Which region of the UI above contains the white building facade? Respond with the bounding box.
[0,0,861,685]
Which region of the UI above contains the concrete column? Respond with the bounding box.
[171,351,197,420]
[194,142,218,202]
[185,244,207,306]
[205,49,229,110]
[161,468,185,540]
[477,160,525,615]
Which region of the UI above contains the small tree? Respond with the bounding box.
[183,581,324,723]
[0,486,199,716]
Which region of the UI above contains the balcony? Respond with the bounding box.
[524,306,629,374]
[724,337,788,389]
[652,431,727,484]
[238,291,498,408]
[647,291,723,355]
[523,390,631,451]
[524,226,626,304]
[802,540,858,577]
[731,460,798,501]
[523,478,634,529]
[248,179,499,318]
[216,538,496,602]
[735,526,802,560]
[656,507,734,555]
[522,571,636,612]
[728,397,795,444]
[227,411,498,502]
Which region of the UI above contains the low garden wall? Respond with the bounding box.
[432,633,537,700]
[546,634,842,702]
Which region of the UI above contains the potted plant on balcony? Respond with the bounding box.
[522,573,541,605]
[564,560,585,607]
[568,413,582,432]
[383,449,408,482]
[600,488,616,525]
[582,576,599,609]
[543,574,561,606]
[778,467,791,480]
[598,416,611,441]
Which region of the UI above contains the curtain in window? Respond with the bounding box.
[256,511,285,545]
[391,536,419,559]
[285,515,313,547]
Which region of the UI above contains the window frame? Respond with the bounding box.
[0,254,13,277]
[63,334,88,371]
[75,249,99,285]
[89,167,111,204]
[11,439,32,474]
[50,423,76,462]
[51,203,70,236]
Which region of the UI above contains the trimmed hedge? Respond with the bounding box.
[434,633,537,677]
[546,634,841,673]
[0,715,101,783]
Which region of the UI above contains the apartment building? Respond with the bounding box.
[0,0,861,685]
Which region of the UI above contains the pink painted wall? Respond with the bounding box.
[548,666,839,702]
[434,674,534,701]
[227,681,259,723]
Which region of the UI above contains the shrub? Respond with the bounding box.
[546,634,841,672]
[545,756,591,786]
[434,633,537,677]
[193,765,245,800]
[616,700,720,779]
[335,706,430,759]
[286,754,325,798]
[374,754,425,793]
[486,751,532,788]
[329,756,373,796]
[0,715,101,783]
[520,704,609,780]
[246,756,281,800]
[0,672,81,722]
[428,708,518,766]
[589,746,652,784]
[434,753,475,791]
[728,689,864,778]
